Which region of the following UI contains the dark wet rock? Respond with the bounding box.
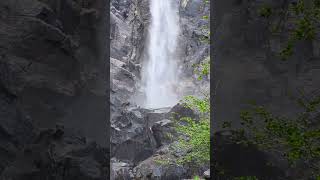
[132,144,209,180]
[111,108,161,164]
[151,119,175,148]
[110,104,201,178]
[110,104,204,179]
[133,154,188,180]
[212,131,285,179]
[145,108,171,124]
[169,103,199,121]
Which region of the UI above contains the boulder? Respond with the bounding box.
[111,160,133,180]
[151,119,175,148]
[133,154,188,180]
[169,103,199,121]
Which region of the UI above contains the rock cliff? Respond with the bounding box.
[110,0,210,179]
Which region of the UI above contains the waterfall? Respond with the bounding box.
[140,0,180,109]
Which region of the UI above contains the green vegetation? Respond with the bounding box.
[258,6,272,18]
[200,1,210,44]
[224,91,320,178]
[173,56,210,166]
[202,0,320,179]
[162,0,211,176]
[212,1,320,178]
[202,15,209,20]
[258,0,320,60]
[172,0,210,166]
[174,96,210,165]
[154,158,171,165]
[192,57,210,81]
[193,175,201,180]
[234,176,258,180]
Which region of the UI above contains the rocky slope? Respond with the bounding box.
[0,0,108,179]
[110,0,210,179]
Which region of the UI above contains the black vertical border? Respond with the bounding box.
[82,0,110,177]
[95,0,110,177]
[98,0,110,177]
[210,0,215,177]
[106,0,111,178]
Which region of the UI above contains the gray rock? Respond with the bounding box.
[151,119,175,148]
[111,161,132,180]
[203,169,210,179]
[133,153,188,180]
[169,103,199,121]
[110,0,210,178]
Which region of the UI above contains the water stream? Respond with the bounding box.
[140,0,180,109]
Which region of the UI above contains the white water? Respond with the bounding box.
[140,0,180,108]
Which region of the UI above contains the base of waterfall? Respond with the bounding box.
[110,103,209,179]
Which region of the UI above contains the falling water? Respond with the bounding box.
[141,0,180,108]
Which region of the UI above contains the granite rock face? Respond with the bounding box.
[110,0,210,179]
[110,0,210,113]
[0,0,108,179]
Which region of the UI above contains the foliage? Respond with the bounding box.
[193,57,210,81]
[224,92,320,177]
[193,175,201,180]
[168,0,210,172]
[234,176,258,180]
[154,158,172,165]
[258,6,272,18]
[202,15,209,20]
[203,0,209,4]
[287,0,319,56]
[200,1,210,44]
[260,0,320,60]
[258,0,320,59]
[175,113,210,165]
[173,47,210,167]
[200,35,210,44]
[182,95,210,114]
[173,47,210,166]
[173,77,210,165]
